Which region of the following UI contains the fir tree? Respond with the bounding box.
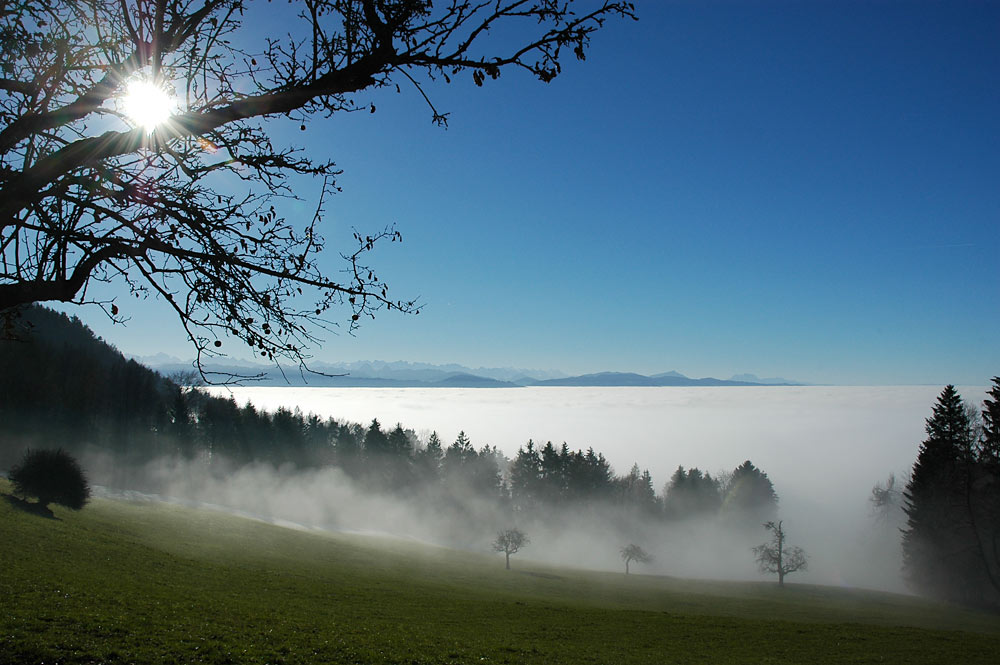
[510,441,543,514]
[901,385,979,600]
[415,432,444,486]
[980,378,1000,466]
[721,460,778,523]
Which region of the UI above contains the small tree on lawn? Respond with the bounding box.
[752,520,807,586]
[620,543,652,575]
[9,449,91,511]
[493,528,529,570]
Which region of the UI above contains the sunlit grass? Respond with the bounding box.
[1,479,999,664]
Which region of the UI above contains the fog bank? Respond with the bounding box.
[175,385,983,592]
[208,385,986,510]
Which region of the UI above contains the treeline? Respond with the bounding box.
[900,382,1000,607]
[0,306,779,526]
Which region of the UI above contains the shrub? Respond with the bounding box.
[9,449,91,510]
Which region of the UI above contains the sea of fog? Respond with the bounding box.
[203,384,989,592]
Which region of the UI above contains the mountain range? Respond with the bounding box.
[134,356,805,388]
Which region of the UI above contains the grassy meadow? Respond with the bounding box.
[2,481,999,664]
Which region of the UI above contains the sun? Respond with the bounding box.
[122,79,176,133]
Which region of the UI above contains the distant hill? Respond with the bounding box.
[730,373,806,386]
[139,357,557,387]
[651,370,688,379]
[137,357,803,388]
[433,373,519,388]
[530,372,664,387]
[140,363,522,388]
[529,372,768,387]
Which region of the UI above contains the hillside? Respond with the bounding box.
[2,486,999,665]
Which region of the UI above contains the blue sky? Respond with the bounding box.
[71,1,999,385]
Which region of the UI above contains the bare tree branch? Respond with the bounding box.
[1,0,636,378]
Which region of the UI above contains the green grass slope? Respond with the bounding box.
[2,484,999,664]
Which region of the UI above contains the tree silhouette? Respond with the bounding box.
[869,472,904,523]
[619,543,651,575]
[901,385,978,598]
[9,448,91,511]
[975,378,1000,595]
[492,527,528,570]
[663,466,721,519]
[981,378,1000,466]
[0,0,635,377]
[752,520,807,586]
[722,460,778,522]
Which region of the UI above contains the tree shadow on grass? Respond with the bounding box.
[3,493,58,519]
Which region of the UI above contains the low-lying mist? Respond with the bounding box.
[170,384,980,592]
[84,450,905,593]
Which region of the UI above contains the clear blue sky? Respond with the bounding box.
[71,1,999,385]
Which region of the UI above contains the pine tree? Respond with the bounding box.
[364,419,388,456]
[901,385,978,600]
[973,379,1000,597]
[981,378,1000,467]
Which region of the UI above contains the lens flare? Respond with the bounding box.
[122,79,175,133]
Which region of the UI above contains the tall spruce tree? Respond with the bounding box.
[973,378,1000,596]
[981,378,1000,467]
[901,385,979,600]
[415,432,444,486]
[509,440,544,514]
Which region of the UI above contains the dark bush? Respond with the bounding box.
[9,449,91,510]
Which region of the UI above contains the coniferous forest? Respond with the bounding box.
[3,306,1000,608]
[0,307,778,524]
[900,383,1000,607]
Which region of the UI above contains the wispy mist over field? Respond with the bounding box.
[181,385,986,592]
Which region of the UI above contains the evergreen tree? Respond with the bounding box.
[721,460,778,523]
[617,463,658,514]
[981,378,1000,466]
[168,387,195,458]
[901,385,981,601]
[976,379,1000,595]
[471,445,505,501]
[333,423,364,477]
[364,419,389,457]
[387,424,414,456]
[664,466,722,519]
[442,431,475,484]
[415,431,444,486]
[581,447,614,499]
[510,440,543,514]
[539,441,565,503]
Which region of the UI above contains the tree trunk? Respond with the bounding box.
[505,552,510,570]
[625,559,630,575]
[777,520,784,586]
